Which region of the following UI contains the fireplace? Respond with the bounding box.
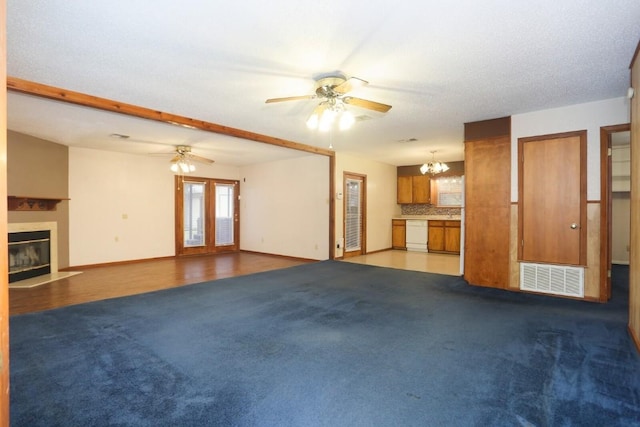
[7,222,80,288]
[9,229,51,283]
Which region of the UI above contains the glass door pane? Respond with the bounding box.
[345,178,362,251]
[215,183,235,246]
[184,181,206,247]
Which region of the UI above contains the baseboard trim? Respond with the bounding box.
[64,255,177,271]
[237,250,319,263]
[65,250,318,271]
[366,247,393,255]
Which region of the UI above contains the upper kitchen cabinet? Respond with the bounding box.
[397,163,464,205]
[396,175,430,204]
[397,176,413,203]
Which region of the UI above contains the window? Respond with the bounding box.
[183,181,205,247]
[215,183,235,246]
[433,176,463,207]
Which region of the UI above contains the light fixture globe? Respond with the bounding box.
[421,151,449,175]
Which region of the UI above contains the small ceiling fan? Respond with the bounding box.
[154,145,214,173]
[265,73,392,131]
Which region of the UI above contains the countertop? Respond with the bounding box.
[394,215,461,221]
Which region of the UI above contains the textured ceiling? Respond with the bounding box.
[6,1,640,166]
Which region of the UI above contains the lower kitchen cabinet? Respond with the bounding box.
[392,219,406,249]
[428,220,460,254]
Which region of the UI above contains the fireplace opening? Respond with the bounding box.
[9,230,51,283]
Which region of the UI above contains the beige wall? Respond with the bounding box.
[239,154,330,260]
[7,131,70,268]
[68,146,241,266]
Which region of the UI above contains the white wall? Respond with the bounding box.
[239,154,330,260]
[511,97,630,201]
[69,147,239,266]
[334,153,400,257]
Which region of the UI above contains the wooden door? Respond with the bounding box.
[175,177,240,256]
[343,172,366,258]
[519,131,586,265]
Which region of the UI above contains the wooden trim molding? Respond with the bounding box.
[7,76,338,262]
[7,76,335,158]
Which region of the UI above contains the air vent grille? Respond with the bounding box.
[520,263,584,298]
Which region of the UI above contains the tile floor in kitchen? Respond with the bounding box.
[342,249,461,276]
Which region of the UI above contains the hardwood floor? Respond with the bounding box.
[9,250,461,316]
[9,252,313,315]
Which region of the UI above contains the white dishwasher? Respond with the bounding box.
[405,220,428,252]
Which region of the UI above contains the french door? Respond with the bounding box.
[175,177,239,255]
[343,172,366,258]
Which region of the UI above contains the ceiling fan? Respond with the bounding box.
[156,145,214,173]
[265,73,392,131]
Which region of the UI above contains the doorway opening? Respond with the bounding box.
[600,123,631,301]
[343,172,366,258]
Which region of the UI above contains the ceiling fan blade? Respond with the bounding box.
[187,154,215,164]
[343,96,392,113]
[169,154,181,163]
[333,77,368,94]
[265,95,315,104]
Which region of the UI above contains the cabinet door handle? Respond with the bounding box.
[570,223,579,229]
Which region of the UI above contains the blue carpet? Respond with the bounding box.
[10,261,640,426]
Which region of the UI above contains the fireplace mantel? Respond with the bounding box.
[8,196,69,211]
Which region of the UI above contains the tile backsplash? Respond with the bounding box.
[401,204,462,216]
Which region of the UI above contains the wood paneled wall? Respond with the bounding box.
[1,0,9,423]
[463,117,511,288]
[629,41,640,352]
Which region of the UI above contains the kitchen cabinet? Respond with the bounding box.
[397,176,413,204]
[428,220,460,254]
[392,219,406,249]
[397,175,430,204]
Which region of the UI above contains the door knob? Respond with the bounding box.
[570,223,579,229]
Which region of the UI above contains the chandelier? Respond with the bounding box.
[306,98,355,132]
[420,150,449,175]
